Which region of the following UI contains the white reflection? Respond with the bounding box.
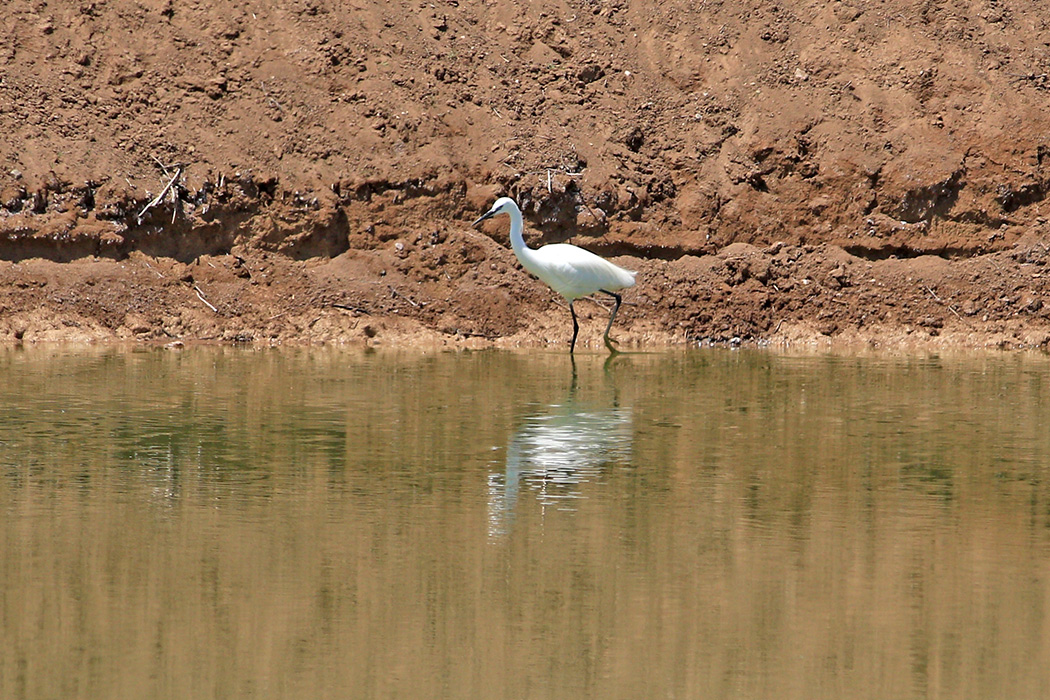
[488,365,633,537]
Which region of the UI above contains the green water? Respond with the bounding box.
[1,346,1049,699]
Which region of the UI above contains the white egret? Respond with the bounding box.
[472,197,636,353]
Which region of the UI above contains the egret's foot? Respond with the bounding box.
[603,334,621,354]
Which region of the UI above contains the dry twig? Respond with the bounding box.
[923,285,964,321]
[137,166,182,224]
[194,285,218,313]
[389,286,420,307]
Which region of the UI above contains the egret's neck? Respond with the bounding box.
[507,205,542,275]
[507,205,531,257]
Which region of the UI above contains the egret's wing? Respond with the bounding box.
[530,244,636,298]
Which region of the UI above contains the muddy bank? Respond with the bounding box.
[3,231,1050,351]
[3,0,1050,349]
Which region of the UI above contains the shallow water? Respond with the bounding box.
[1,346,1049,699]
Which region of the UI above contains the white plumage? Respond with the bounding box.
[472,196,636,352]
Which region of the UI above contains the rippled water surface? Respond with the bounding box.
[2,346,1050,699]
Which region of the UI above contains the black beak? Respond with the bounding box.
[471,209,496,227]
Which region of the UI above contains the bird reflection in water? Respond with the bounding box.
[488,359,633,537]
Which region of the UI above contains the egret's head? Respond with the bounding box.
[471,197,516,227]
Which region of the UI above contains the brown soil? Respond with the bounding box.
[4,0,1050,350]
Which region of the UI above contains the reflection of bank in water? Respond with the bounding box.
[488,402,633,537]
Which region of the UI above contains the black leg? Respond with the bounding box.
[600,290,623,353]
[569,300,579,354]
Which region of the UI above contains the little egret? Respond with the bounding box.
[472,196,636,353]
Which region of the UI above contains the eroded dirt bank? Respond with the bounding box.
[4,0,1050,349]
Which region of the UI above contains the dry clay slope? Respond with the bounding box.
[1,0,1050,345]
